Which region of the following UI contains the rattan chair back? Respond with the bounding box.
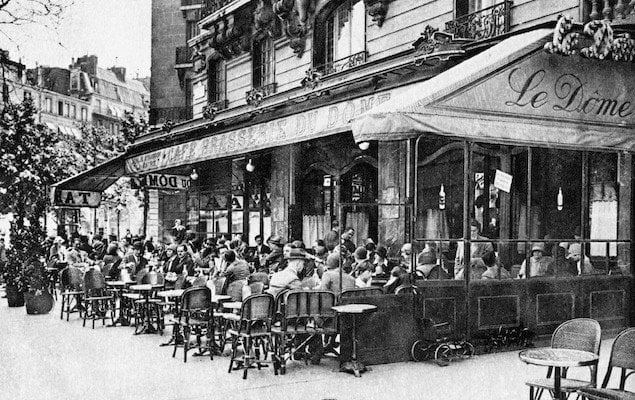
[340,286,384,300]
[226,280,245,301]
[61,266,83,291]
[238,293,275,335]
[551,318,601,355]
[600,327,635,389]
[181,286,212,312]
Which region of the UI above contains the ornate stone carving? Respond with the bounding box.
[300,68,323,89]
[364,0,391,27]
[544,15,580,56]
[206,10,254,60]
[245,83,277,106]
[202,100,228,121]
[254,0,281,40]
[162,120,174,133]
[273,0,316,56]
[412,25,470,65]
[545,15,635,62]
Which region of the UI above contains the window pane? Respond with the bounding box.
[350,0,365,54]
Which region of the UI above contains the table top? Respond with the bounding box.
[106,281,127,287]
[519,348,599,368]
[222,301,242,310]
[331,304,378,314]
[214,294,231,302]
[129,284,163,291]
[157,289,184,298]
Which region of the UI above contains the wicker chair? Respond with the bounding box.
[339,286,384,303]
[172,286,214,363]
[578,327,635,400]
[59,266,84,321]
[133,271,165,334]
[82,269,115,329]
[526,318,602,400]
[227,293,276,379]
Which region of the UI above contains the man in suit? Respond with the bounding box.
[126,241,148,276]
[252,234,271,270]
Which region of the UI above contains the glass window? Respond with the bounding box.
[208,59,225,103]
[316,0,366,74]
[64,102,70,117]
[72,104,77,119]
[252,38,274,88]
[81,107,88,121]
[186,20,199,41]
[45,97,52,112]
[58,101,63,115]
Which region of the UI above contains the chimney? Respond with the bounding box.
[110,66,126,82]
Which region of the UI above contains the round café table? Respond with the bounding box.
[519,348,599,400]
[129,284,164,334]
[331,303,378,377]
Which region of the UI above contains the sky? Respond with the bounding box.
[0,0,151,78]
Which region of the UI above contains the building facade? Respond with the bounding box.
[61,0,635,361]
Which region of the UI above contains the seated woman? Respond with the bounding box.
[480,251,511,280]
[518,242,553,278]
[454,219,494,280]
[416,241,439,278]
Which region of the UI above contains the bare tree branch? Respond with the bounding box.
[0,0,72,38]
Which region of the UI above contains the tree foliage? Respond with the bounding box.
[120,110,148,145]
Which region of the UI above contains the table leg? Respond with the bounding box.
[339,314,371,377]
[554,366,563,400]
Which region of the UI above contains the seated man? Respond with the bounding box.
[267,249,307,296]
[220,250,251,286]
[319,253,356,297]
[480,251,511,280]
[454,219,494,280]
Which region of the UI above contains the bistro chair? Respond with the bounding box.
[242,282,265,299]
[82,269,115,329]
[227,293,276,379]
[395,284,419,295]
[578,327,635,400]
[339,287,384,303]
[59,266,84,321]
[249,272,270,288]
[226,280,245,302]
[133,271,165,333]
[526,318,602,400]
[172,286,214,363]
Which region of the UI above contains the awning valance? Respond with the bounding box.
[352,28,635,152]
[53,153,127,193]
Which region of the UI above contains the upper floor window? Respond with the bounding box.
[58,101,64,116]
[72,105,77,119]
[252,37,274,88]
[186,20,200,41]
[208,59,225,103]
[45,97,52,113]
[81,107,88,121]
[314,0,366,75]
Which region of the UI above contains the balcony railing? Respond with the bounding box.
[445,1,512,41]
[587,0,635,22]
[149,106,192,126]
[180,0,203,7]
[315,51,367,77]
[201,0,235,19]
[175,46,193,68]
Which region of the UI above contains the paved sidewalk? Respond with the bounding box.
[0,296,631,400]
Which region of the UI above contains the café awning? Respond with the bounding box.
[352,28,635,152]
[53,153,127,193]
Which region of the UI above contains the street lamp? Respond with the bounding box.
[116,203,124,241]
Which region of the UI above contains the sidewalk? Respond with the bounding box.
[0,295,630,400]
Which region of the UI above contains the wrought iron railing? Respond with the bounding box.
[175,46,193,67]
[314,51,367,77]
[587,0,635,21]
[149,106,192,126]
[445,1,512,41]
[201,0,235,19]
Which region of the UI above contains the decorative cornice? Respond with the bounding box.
[202,99,228,120]
[205,9,254,59]
[364,0,391,27]
[273,0,316,56]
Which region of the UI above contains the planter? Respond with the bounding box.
[5,284,24,307]
[24,290,54,315]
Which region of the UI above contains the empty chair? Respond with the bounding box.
[59,266,84,321]
[227,293,276,379]
[578,327,635,400]
[526,318,602,400]
[226,280,245,302]
[172,286,214,363]
[82,269,115,329]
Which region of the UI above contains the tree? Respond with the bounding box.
[120,110,148,145]
[0,97,76,257]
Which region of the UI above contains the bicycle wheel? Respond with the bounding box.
[434,344,452,365]
[460,341,475,358]
[410,340,428,362]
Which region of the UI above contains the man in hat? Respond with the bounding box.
[319,253,355,297]
[220,250,251,286]
[267,248,307,296]
[567,243,594,275]
[518,242,554,278]
[263,235,284,273]
[126,241,148,276]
